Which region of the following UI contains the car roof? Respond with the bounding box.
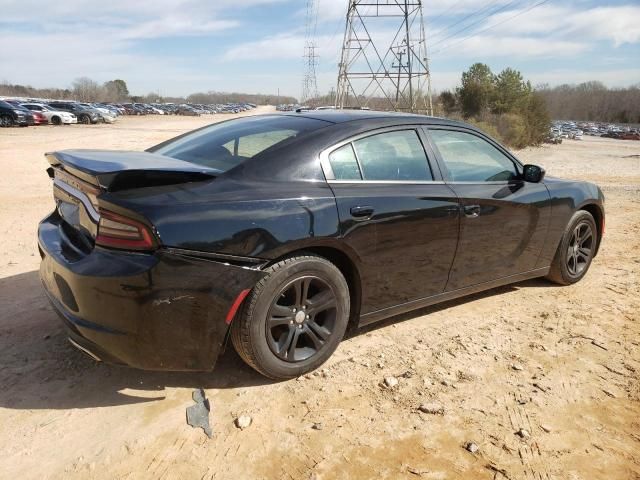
[277,109,467,128]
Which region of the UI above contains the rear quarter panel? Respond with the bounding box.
[102,177,343,261]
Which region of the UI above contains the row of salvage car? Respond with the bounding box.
[547,120,640,143]
[0,98,258,127]
[0,99,118,126]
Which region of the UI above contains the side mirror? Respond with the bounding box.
[523,164,545,183]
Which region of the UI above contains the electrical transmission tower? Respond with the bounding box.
[336,0,433,114]
[301,0,319,105]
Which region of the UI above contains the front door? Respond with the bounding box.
[425,127,551,291]
[322,127,460,314]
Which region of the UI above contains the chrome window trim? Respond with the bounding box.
[319,126,436,182]
[327,179,447,185]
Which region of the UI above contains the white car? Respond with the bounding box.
[20,103,77,125]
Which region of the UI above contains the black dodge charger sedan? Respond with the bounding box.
[38,111,604,379]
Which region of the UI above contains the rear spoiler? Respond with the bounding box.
[46,149,219,191]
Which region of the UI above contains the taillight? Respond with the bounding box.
[96,210,156,250]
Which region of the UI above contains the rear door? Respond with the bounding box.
[321,127,460,315]
[424,127,551,291]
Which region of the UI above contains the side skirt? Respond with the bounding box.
[358,267,550,327]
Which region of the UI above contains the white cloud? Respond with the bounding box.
[222,33,306,61]
[432,35,588,59]
[490,4,640,46]
[568,6,640,46]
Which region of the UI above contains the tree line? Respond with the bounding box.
[0,78,296,105]
[535,82,640,124]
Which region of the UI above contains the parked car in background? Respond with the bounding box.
[3,100,43,124]
[21,103,78,125]
[48,102,101,124]
[0,99,34,127]
[121,103,146,115]
[92,103,121,117]
[133,103,156,115]
[176,104,200,116]
[79,103,117,124]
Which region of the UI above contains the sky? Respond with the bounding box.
[1,0,639,99]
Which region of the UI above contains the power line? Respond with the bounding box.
[431,0,552,56]
[429,0,522,48]
[425,0,465,29]
[428,0,504,40]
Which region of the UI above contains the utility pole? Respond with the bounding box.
[301,0,319,106]
[336,0,433,114]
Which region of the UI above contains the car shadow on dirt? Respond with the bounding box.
[0,270,552,410]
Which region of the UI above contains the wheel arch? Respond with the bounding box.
[265,244,363,333]
[578,202,604,256]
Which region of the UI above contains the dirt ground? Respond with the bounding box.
[1,109,639,480]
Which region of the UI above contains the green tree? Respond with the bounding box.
[458,63,494,118]
[439,90,458,115]
[520,92,550,146]
[492,68,531,114]
[103,79,129,101]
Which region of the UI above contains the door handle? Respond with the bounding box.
[350,206,374,219]
[463,205,481,218]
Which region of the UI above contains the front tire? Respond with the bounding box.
[231,255,350,379]
[546,211,597,285]
[1,115,14,127]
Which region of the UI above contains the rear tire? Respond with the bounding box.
[231,255,350,379]
[546,211,597,285]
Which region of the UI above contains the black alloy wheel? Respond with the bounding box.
[547,210,598,285]
[52,116,61,126]
[231,255,350,379]
[80,115,91,125]
[266,276,337,362]
[566,221,594,277]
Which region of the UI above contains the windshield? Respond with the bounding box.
[151,115,330,173]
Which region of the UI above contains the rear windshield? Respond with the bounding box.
[150,115,330,172]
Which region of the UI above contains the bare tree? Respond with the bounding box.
[72,77,102,102]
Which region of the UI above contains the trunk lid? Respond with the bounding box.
[46,149,218,254]
[46,149,219,191]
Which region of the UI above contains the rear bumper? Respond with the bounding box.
[38,211,264,371]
